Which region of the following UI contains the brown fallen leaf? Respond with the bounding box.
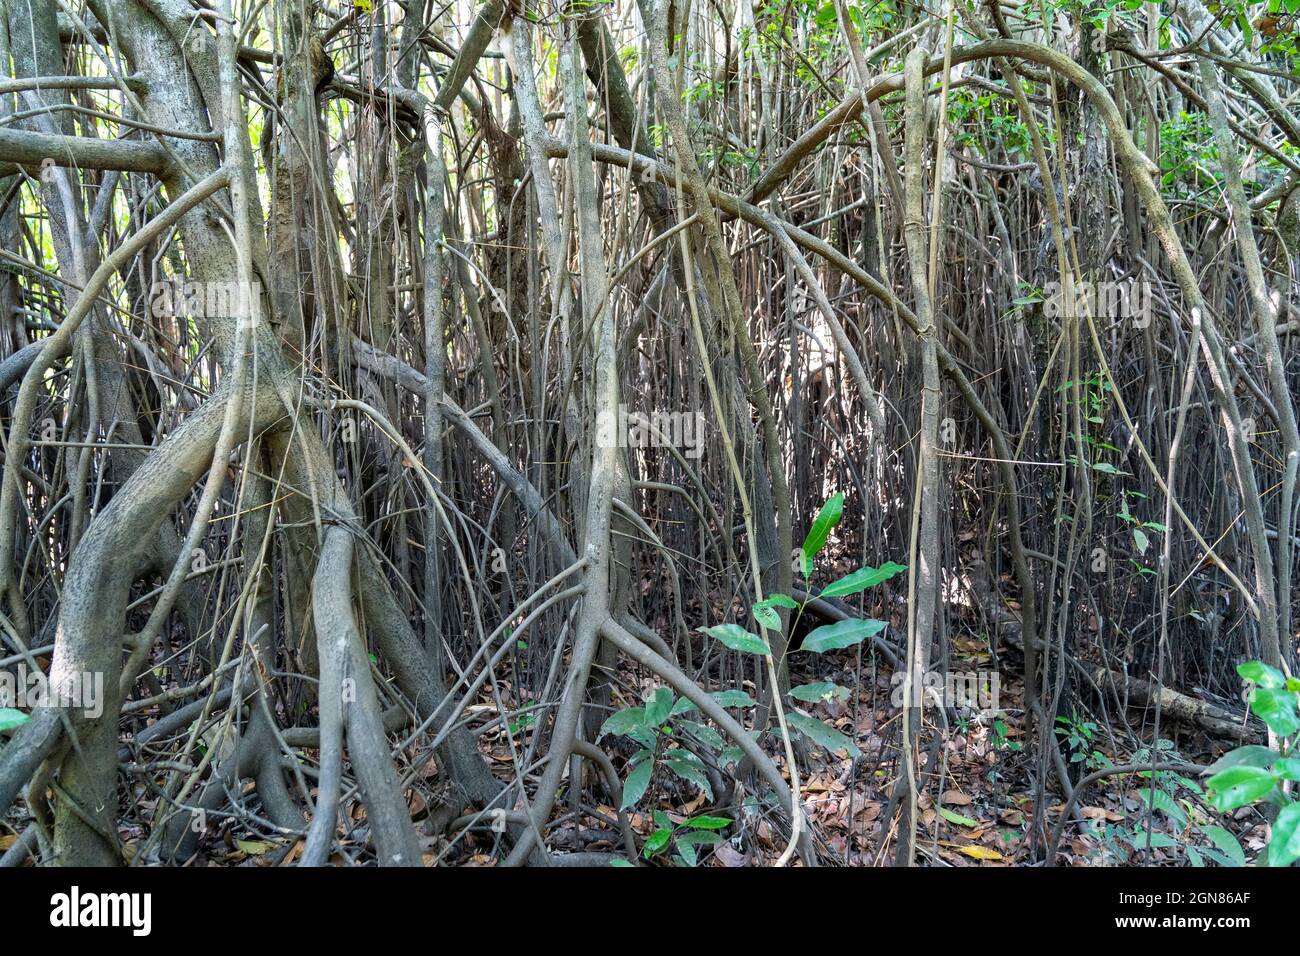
[1081,806,1125,822]
[855,801,882,823]
[941,790,973,806]
[279,839,305,866]
[714,842,748,867]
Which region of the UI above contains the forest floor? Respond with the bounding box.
[6,539,1263,868]
[117,629,1258,867]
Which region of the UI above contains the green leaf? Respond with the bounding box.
[599,707,647,740]
[677,718,725,751]
[676,830,722,868]
[675,830,721,870]
[0,708,31,733]
[788,681,850,703]
[1200,848,1240,868]
[1206,765,1276,812]
[938,807,979,828]
[785,711,861,757]
[700,623,769,655]
[682,815,732,830]
[1129,829,1178,849]
[800,493,844,575]
[1138,786,1187,830]
[1132,527,1149,555]
[751,602,782,631]
[644,687,674,727]
[669,697,697,717]
[712,689,756,708]
[620,756,655,809]
[719,746,745,766]
[1200,825,1246,867]
[753,594,798,630]
[1238,660,1286,689]
[1267,802,1300,867]
[1204,745,1278,775]
[801,618,886,653]
[1273,757,1300,782]
[819,561,907,598]
[1250,686,1300,738]
[609,858,635,867]
[662,750,714,799]
[642,828,672,857]
[627,725,658,750]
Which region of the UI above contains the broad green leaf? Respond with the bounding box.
[712,689,756,708]
[644,687,674,726]
[677,718,725,752]
[609,858,635,867]
[788,681,850,703]
[1186,845,1203,867]
[1129,829,1178,849]
[662,749,714,799]
[719,746,745,766]
[801,494,843,575]
[599,706,647,740]
[1206,765,1276,812]
[1201,825,1246,867]
[1200,848,1241,868]
[1267,802,1300,868]
[1238,660,1286,689]
[785,710,861,757]
[676,830,721,868]
[620,757,655,809]
[1249,686,1300,737]
[670,697,697,717]
[0,708,30,733]
[819,561,907,598]
[753,594,797,631]
[1132,527,1149,555]
[700,623,769,655]
[1273,757,1300,782]
[682,815,732,830]
[801,618,886,653]
[1204,745,1278,775]
[751,602,782,631]
[1138,786,1187,830]
[642,828,672,857]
